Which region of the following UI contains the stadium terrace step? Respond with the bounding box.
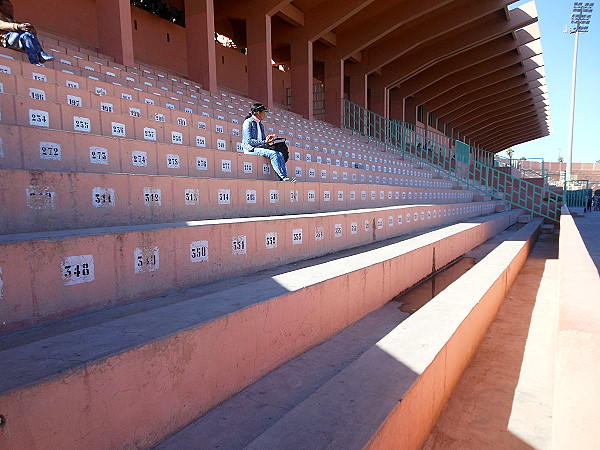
[0,118,456,191]
[518,213,533,223]
[175,218,539,450]
[0,57,453,187]
[0,209,522,450]
[0,200,503,335]
[0,167,477,234]
[157,302,410,450]
[0,103,451,188]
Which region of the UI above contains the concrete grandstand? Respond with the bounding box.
[0,0,598,449]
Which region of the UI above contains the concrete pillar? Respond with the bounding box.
[389,87,403,121]
[290,37,313,120]
[246,13,274,107]
[369,76,386,118]
[346,63,367,108]
[404,96,417,124]
[185,0,218,92]
[323,56,344,128]
[96,0,134,67]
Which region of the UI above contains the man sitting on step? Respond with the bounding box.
[242,102,295,182]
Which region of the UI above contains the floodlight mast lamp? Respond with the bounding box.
[564,2,594,182]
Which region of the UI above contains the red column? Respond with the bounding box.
[185,0,218,92]
[290,36,313,120]
[389,87,403,121]
[246,13,274,107]
[323,56,344,128]
[96,0,134,67]
[369,76,386,118]
[346,62,367,108]
[404,95,417,124]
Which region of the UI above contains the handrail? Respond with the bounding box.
[494,155,549,182]
[343,99,562,222]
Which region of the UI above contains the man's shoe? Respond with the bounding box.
[38,51,55,63]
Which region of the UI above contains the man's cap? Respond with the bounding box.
[251,102,268,113]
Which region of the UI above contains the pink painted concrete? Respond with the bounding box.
[96,0,135,67]
[13,0,99,50]
[0,200,507,334]
[185,0,218,92]
[363,222,540,449]
[0,211,522,449]
[553,207,600,449]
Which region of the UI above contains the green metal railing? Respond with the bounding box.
[343,99,562,222]
[563,180,590,209]
[494,156,550,183]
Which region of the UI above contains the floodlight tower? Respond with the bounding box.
[564,2,594,181]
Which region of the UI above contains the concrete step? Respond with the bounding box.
[0,61,454,186]
[0,120,454,188]
[424,232,557,449]
[0,167,476,234]
[0,209,522,450]
[2,43,457,196]
[495,203,511,213]
[206,218,541,450]
[518,213,533,223]
[0,200,504,335]
[0,66,410,156]
[156,303,409,450]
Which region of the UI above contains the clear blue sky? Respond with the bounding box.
[502,0,599,163]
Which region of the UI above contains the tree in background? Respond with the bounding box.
[130,0,184,26]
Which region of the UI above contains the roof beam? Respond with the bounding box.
[438,79,544,124]
[419,63,545,113]
[465,106,548,142]
[277,4,304,26]
[363,0,518,75]
[450,93,547,130]
[378,3,538,90]
[396,30,541,98]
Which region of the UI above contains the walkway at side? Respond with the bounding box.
[424,233,558,449]
[573,207,600,274]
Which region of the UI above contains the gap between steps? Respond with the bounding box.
[424,232,559,449]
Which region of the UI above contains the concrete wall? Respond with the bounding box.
[14,0,291,100]
[554,206,600,449]
[131,7,187,75]
[13,0,99,48]
[520,161,600,172]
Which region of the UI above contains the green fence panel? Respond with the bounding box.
[343,99,562,222]
[564,180,590,209]
[455,141,470,164]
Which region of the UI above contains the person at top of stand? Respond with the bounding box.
[0,0,54,66]
[242,102,295,182]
